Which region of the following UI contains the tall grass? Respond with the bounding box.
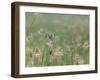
[25,12,89,67]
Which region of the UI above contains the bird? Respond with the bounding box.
[45,32,55,42]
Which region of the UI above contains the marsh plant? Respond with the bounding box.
[25,12,89,67]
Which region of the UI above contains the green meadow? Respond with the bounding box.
[25,12,89,67]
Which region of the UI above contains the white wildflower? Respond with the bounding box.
[73,54,84,65]
[83,41,89,48]
[46,41,53,47]
[53,46,64,57]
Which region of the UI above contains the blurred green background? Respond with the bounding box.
[25,12,89,67]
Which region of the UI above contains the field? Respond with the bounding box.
[25,12,89,67]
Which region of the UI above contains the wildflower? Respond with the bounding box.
[31,47,42,63]
[46,41,53,47]
[53,46,64,57]
[83,41,89,48]
[73,54,84,65]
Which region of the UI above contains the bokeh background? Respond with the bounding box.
[25,12,89,67]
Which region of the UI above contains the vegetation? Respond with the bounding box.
[25,12,89,67]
